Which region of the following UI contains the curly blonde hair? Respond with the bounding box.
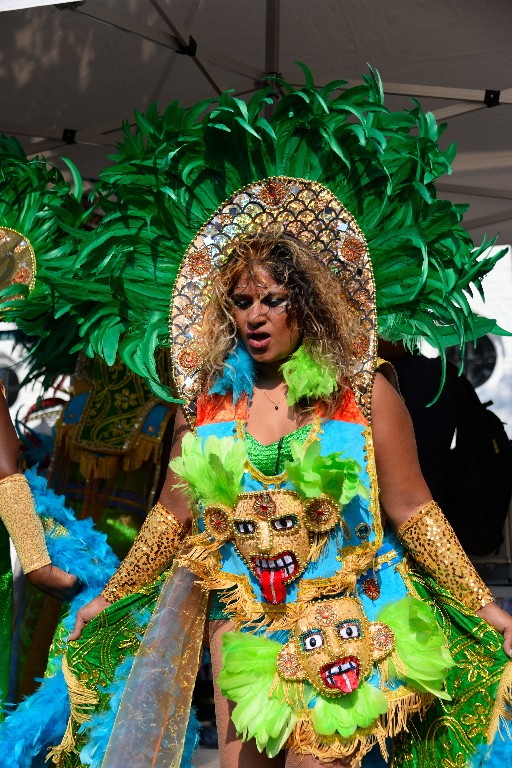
[200,233,361,403]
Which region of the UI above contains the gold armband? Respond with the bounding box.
[397,500,493,612]
[0,473,51,574]
[101,502,188,603]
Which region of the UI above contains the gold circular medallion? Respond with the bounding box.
[0,226,36,300]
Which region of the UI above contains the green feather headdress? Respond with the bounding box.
[0,135,88,385]
[43,65,507,402]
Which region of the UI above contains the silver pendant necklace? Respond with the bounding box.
[262,389,288,411]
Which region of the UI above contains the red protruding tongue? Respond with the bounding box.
[260,568,287,604]
[332,667,360,693]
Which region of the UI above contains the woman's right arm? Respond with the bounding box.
[0,388,78,600]
[69,408,193,640]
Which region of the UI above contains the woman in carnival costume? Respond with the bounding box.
[0,137,124,759]
[11,68,512,767]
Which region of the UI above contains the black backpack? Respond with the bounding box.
[442,375,512,556]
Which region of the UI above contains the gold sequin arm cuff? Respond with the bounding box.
[397,500,493,611]
[0,473,51,574]
[101,502,188,603]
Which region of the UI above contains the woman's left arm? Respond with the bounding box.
[371,372,512,655]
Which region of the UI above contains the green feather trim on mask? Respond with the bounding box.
[379,596,455,700]
[281,346,337,405]
[308,683,388,737]
[218,632,298,757]
[284,440,369,505]
[169,433,247,508]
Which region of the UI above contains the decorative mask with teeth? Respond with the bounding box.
[203,489,341,605]
[277,596,395,696]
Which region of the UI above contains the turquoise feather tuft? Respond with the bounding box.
[209,340,255,403]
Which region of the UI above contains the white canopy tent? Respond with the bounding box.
[1,0,512,245]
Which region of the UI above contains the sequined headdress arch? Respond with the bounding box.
[49,66,508,407]
[171,177,376,421]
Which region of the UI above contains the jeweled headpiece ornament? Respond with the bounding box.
[49,66,508,407]
[0,135,87,384]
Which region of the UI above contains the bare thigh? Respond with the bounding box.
[284,752,361,768]
[209,619,286,768]
[209,619,362,768]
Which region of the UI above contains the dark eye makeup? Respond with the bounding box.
[232,292,289,310]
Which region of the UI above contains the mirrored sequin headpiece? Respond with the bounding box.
[170,177,376,422]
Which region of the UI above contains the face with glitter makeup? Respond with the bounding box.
[231,266,301,364]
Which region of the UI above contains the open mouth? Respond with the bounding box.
[246,331,271,349]
[252,552,298,604]
[320,656,361,693]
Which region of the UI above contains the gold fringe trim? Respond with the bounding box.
[46,656,100,765]
[286,688,433,763]
[309,531,330,563]
[287,718,388,764]
[487,660,512,743]
[54,425,165,480]
[382,688,433,737]
[269,673,309,713]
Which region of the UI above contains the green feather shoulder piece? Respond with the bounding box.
[170,433,247,508]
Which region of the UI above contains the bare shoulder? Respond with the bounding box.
[371,372,431,524]
[371,371,408,425]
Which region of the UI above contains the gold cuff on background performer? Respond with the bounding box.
[397,500,493,612]
[0,473,51,573]
[101,501,188,603]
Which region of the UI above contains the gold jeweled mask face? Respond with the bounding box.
[203,489,341,605]
[232,491,311,604]
[277,597,394,697]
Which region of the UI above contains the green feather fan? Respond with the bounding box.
[285,440,369,505]
[170,433,247,508]
[45,66,507,397]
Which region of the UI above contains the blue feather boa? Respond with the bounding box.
[0,470,200,767]
[209,341,255,403]
[469,728,512,766]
